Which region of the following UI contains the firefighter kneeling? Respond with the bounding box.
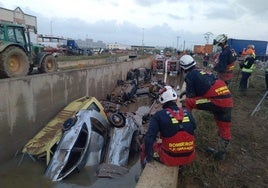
[141,85,197,168]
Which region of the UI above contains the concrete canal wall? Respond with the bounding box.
[0,56,152,164]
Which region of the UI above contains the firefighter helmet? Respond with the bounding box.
[247,44,255,50]
[179,55,196,70]
[213,34,228,45]
[159,86,177,104]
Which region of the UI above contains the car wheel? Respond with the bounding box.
[108,113,125,128]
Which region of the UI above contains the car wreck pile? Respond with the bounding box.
[20,67,167,181]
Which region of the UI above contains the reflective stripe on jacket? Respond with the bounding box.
[159,108,195,166]
[204,79,233,107]
[144,101,196,165]
[185,79,233,109]
[242,55,255,73]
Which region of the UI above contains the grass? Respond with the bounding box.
[177,60,268,188]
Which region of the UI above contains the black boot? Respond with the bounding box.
[214,138,229,161]
[214,151,226,161]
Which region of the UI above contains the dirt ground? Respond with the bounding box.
[179,63,268,188]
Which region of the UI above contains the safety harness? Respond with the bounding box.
[165,108,184,122]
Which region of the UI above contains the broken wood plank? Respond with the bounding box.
[97,163,129,178]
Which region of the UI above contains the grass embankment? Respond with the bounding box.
[179,60,268,188]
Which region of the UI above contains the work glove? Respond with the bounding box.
[239,62,244,69]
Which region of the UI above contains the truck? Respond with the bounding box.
[63,39,92,56]
[227,38,268,56]
[0,22,58,78]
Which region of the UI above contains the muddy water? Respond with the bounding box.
[0,96,151,188]
[0,153,141,188]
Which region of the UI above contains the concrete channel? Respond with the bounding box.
[0,56,152,165]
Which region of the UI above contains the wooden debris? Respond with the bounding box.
[97,163,129,178]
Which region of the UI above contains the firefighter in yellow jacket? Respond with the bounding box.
[239,48,255,95]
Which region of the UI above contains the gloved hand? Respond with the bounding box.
[239,62,244,69]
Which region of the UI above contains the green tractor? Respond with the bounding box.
[0,22,58,78]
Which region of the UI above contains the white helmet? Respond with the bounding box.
[179,55,196,70]
[247,44,255,50]
[213,34,227,45]
[159,86,177,104]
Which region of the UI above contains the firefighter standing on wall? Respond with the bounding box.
[239,48,256,95]
[179,55,233,160]
[141,85,197,168]
[213,34,237,85]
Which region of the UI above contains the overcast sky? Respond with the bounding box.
[1,0,268,49]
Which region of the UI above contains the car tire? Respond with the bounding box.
[108,113,125,128]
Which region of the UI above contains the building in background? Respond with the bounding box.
[107,42,131,50]
[0,6,37,43]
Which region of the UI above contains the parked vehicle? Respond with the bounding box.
[0,22,58,78]
[227,38,268,56]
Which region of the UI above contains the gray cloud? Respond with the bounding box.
[2,0,267,48]
[36,9,205,48]
[134,0,163,7]
[204,8,241,20]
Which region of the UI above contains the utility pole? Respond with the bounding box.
[50,21,53,36]
[176,36,180,50]
[142,28,144,55]
[204,32,213,44]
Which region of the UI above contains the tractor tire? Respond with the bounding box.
[0,46,29,78]
[39,54,58,73]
